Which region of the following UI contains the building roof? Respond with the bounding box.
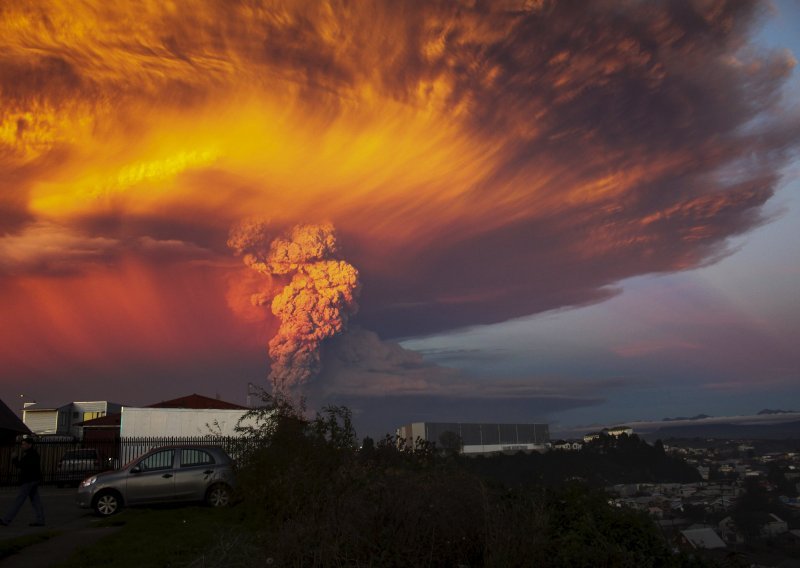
[0,399,31,434]
[24,401,122,411]
[681,528,726,550]
[146,393,247,410]
[75,394,247,427]
[21,404,59,412]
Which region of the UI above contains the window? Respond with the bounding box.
[137,450,174,472]
[180,449,215,468]
[83,411,105,421]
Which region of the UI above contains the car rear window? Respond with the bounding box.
[180,449,215,467]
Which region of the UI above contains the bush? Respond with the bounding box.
[224,393,700,566]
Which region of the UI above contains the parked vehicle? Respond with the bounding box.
[75,445,236,516]
[56,449,101,487]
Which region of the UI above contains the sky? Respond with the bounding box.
[1,0,798,440]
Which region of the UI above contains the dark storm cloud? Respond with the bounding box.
[318,393,604,440]
[349,0,799,337]
[313,328,644,399]
[307,328,640,437]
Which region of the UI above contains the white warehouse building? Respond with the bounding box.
[397,421,549,455]
[120,407,252,438]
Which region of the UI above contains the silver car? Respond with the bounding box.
[76,445,236,516]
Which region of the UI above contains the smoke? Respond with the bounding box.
[228,220,360,391]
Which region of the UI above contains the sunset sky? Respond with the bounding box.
[1,0,798,438]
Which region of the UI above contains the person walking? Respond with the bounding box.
[1,435,46,527]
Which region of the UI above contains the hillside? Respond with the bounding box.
[647,420,800,441]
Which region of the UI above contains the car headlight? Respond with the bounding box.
[80,476,98,488]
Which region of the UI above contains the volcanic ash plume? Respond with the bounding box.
[228,221,360,391]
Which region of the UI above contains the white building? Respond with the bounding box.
[119,406,250,463]
[397,422,549,455]
[583,426,634,443]
[681,527,726,550]
[760,513,788,537]
[120,407,252,438]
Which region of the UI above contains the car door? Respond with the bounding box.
[172,448,217,501]
[125,449,176,505]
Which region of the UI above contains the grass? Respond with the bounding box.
[0,531,59,560]
[54,506,249,568]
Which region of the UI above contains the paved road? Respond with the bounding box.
[0,486,95,539]
[0,486,121,567]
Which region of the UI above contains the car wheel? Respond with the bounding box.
[94,491,122,516]
[206,484,231,508]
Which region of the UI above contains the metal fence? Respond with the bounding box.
[0,436,255,486]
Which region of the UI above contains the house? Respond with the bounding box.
[708,496,734,511]
[22,401,123,438]
[583,426,634,443]
[718,516,745,544]
[0,398,31,443]
[680,527,726,550]
[719,513,789,541]
[759,513,788,537]
[605,426,634,437]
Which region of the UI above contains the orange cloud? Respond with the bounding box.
[0,1,797,382]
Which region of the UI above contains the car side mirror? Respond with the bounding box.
[131,466,142,474]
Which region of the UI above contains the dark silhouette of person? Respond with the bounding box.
[1,435,45,526]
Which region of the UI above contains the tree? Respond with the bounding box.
[438,430,463,455]
[732,478,771,538]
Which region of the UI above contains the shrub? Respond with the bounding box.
[225,394,699,566]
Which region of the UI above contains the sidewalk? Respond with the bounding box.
[0,487,118,566]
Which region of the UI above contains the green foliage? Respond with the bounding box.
[731,477,780,539]
[438,430,463,456]
[540,484,673,567]
[45,394,708,567]
[55,507,242,568]
[225,395,695,567]
[465,434,700,488]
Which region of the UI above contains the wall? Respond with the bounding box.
[120,407,253,438]
[398,421,550,455]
